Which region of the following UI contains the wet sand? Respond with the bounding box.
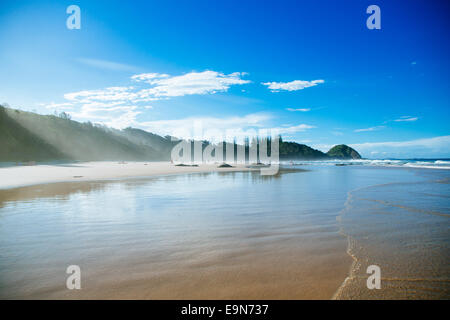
[334,175,450,299]
[0,169,350,300]
[1,165,447,299]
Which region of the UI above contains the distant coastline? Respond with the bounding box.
[0,105,361,163]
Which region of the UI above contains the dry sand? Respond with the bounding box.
[0,161,255,190]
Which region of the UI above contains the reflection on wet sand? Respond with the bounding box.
[0,167,306,207]
[4,167,343,300]
[1,166,448,299]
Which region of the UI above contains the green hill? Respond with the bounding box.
[327,144,361,159]
[0,106,170,162]
[119,127,179,160]
[0,107,64,161]
[279,140,328,160]
[0,105,362,162]
[278,138,361,160]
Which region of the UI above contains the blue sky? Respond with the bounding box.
[0,0,449,158]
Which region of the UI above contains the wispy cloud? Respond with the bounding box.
[130,73,170,82]
[394,116,418,122]
[77,58,137,72]
[60,70,250,128]
[286,108,311,112]
[64,86,139,103]
[262,79,324,92]
[268,124,315,135]
[354,125,385,132]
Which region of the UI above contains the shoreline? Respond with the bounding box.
[1,160,448,191]
[333,173,450,299]
[0,161,258,190]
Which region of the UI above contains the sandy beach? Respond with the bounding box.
[0,164,448,300]
[0,161,255,190]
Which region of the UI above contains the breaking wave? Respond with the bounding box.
[281,159,450,170]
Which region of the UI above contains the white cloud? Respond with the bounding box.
[65,71,250,104]
[354,125,385,132]
[262,79,324,92]
[137,71,250,98]
[394,116,418,122]
[286,108,311,112]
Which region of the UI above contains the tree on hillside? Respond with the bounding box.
[58,112,72,120]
